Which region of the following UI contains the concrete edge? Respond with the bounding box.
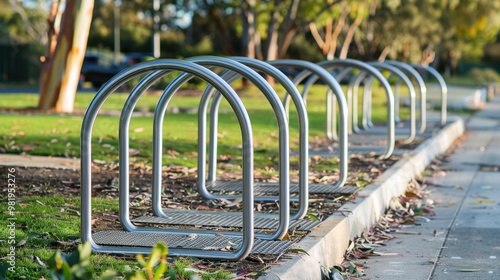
[259,118,465,280]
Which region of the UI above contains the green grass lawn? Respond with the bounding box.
[0,84,401,170]
[0,195,128,279]
[0,196,241,279]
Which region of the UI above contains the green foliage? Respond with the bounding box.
[1,1,48,44]
[127,242,168,280]
[0,195,124,279]
[46,241,171,280]
[48,242,116,280]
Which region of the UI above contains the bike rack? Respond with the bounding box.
[80,59,293,260]
[180,58,357,221]
[411,64,448,126]
[269,59,350,191]
[131,56,320,239]
[203,57,310,220]
[345,71,368,134]
[306,59,395,159]
[357,62,417,144]
[154,57,291,240]
[79,56,432,261]
[335,64,415,143]
[384,61,427,134]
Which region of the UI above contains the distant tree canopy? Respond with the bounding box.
[4,0,500,98]
[6,0,500,67]
[84,0,500,70]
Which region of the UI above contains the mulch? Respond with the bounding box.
[0,135,429,278]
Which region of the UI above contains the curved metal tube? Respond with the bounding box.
[120,70,167,232]
[184,56,290,240]
[300,60,395,156]
[394,78,402,123]
[412,64,447,125]
[267,59,349,188]
[347,75,379,131]
[346,72,368,134]
[149,72,285,240]
[283,66,352,141]
[384,60,427,134]
[81,60,254,260]
[332,67,360,136]
[369,62,417,143]
[316,59,395,159]
[202,56,308,220]
[363,77,375,129]
[293,66,354,141]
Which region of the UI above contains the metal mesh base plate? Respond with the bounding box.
[206,181,359,195]
[92,230,293,255]
[132,211,320,231]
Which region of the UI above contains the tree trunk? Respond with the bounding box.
[309,7,349,60]
[402,37,410,62]
[354,31,365,57]
[309,22,326,53]
[378,45,392,61]
[240,1,256,88]
[339,5,364,59]
[203,0,238,56]
[323,19,333,55]
[241,1,256,59]
[45,0,60,57]
[265,0,282,61]
[277,0,300,59]
[327,8,349,60]
[255,30,264,60]
[38,0,94,113]
[278,28,298,59]
[420,45,435,66]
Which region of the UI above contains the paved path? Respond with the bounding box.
[362,96,500,279]
[0,153,79,170]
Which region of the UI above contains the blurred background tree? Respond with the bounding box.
[36,0,94,112]
[3,0,500,112]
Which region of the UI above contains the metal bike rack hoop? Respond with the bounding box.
[316,59,395,159]
[412,64,447,125]
[267,59,349,188]
[384,60,427,134]
[200,56,310,220]
[148,56,290,240]
[80,59,255,260]
[367,62,417,144]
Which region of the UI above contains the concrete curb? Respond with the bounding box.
[260,117,465,280]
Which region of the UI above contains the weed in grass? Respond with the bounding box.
[310,156,340,172]
[128,242,168,280]
[0,194,239,279]
[0,196,129,279]
[48,242,116,280]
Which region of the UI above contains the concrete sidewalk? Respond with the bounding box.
[359,97,500,279]
[261,120,465,278]
[0,153,79,170]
